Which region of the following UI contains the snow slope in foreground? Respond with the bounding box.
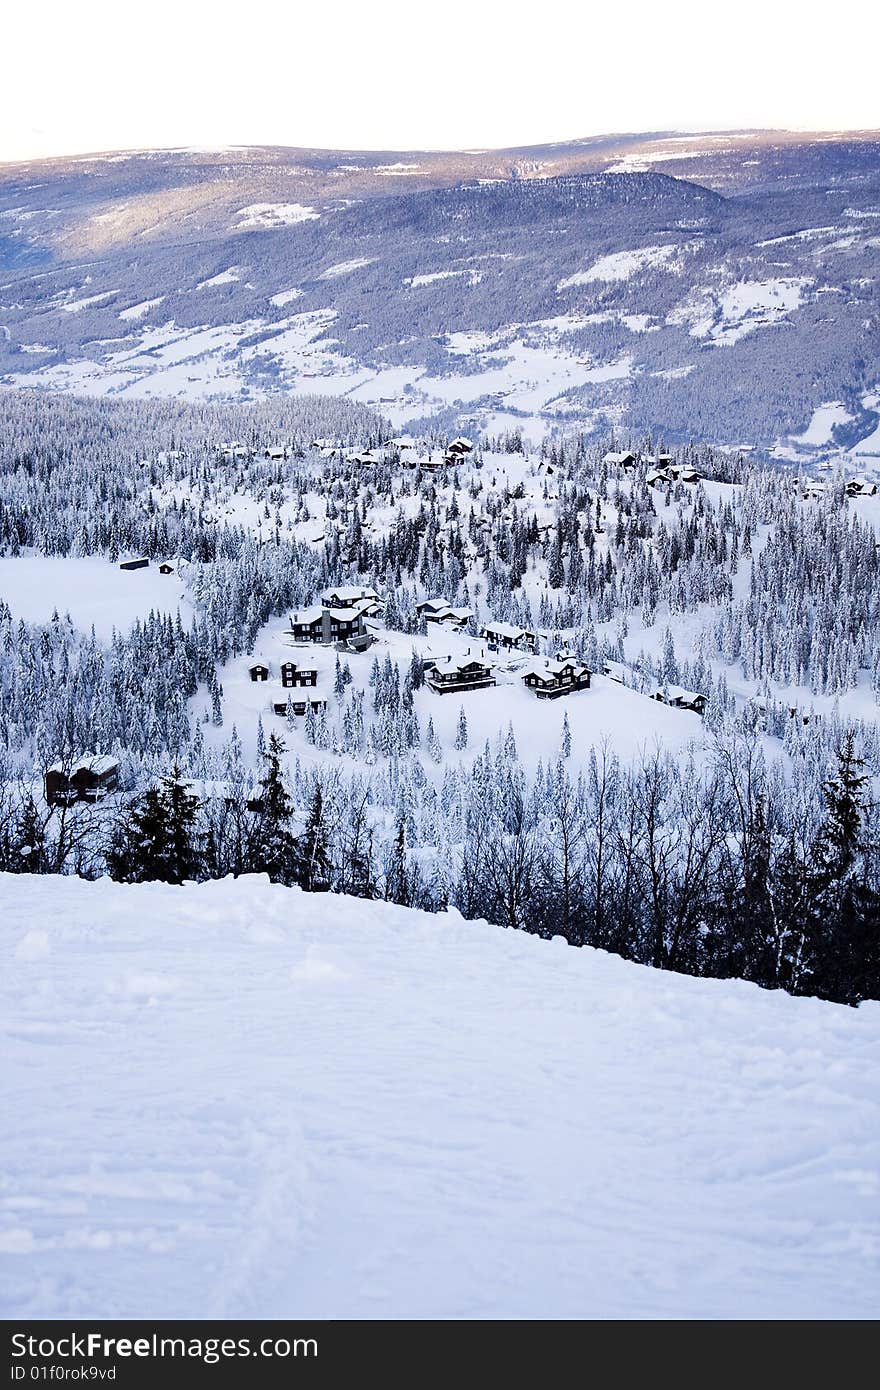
[2,874,878,1320]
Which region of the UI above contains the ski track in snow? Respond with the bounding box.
[2,873,878,1320]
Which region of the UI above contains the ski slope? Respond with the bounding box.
[2,873,878,1320]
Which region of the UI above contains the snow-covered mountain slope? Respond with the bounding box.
[3,872,877,1320]
[1,132,878,452]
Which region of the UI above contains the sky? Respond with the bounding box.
[2,0,878,162]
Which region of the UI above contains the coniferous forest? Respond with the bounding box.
[0,388,878,1005]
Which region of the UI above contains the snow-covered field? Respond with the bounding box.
[557,243,681,287]
[0,556,193,638]
[2,873,877,1320]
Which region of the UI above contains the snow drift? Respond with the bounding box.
[1,872,878,1319]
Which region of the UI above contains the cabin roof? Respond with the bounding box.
[47,754,119,776]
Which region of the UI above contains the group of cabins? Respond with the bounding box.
[250,586,384,719]
[214,433,479,468]
[248,658,327,719]
[118,557,176,574]
[328,436,476,471]
[799,476,878,499]
[424,648,591,701]
[603,449,702,486]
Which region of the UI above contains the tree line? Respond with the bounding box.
[2,730,877,1008]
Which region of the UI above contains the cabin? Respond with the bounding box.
[668,464,701,483]
[424,605,472,631]
[653,685,708,716]
[280,661,318,689]
[248,663,270,682]
[602,659,628,684]
[447,436,474,457]
[603,450,637,469]
[45,755,120,807]
[646,468,672,487]
[264,446,288,461]
[426,656,496,695]
[273,698,327,717]
[219,441,252,461]
[290,604,367,645]
[643,452,674,468]
[482,622,537,654]
[522,658,591,699]
[119,557,149,572]
[158,562,175,575]
[802,481,826,498]
[846,478,878,497]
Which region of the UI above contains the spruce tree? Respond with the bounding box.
[455,706,468,751]
[255,733,296,883]
[297,784,331,892]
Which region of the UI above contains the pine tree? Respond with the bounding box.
[455,706,468,751]
[162,768,203,884]
[548,523,564,589]
[107,768,200,885]
[11,794,48,874]
[255,732,296,883]
[386,817,411,905]
[297,784,331,892]
[810,735,879,1003]
[561,711,572,759]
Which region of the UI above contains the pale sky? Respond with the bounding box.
[2,0,877,162]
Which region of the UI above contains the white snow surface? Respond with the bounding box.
[557,245,680,288]
[2,872,878,1320]
[791,401,854,448]
[0,556,193,638]
[236,203,319,229]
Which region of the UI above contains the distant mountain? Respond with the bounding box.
[1,130,879,456]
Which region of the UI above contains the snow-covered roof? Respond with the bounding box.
[603,450,636,465]
[325,605,366,622]
[602,660,629,682]
[47,754,119,776]
[656,684,706,706]
[292,606,323,626]
[523,657,590,681]
[484,621,535,640]
[433,655,491,676]
[322,585,380,604]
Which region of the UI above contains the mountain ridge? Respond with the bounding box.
[1,130,878,456]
